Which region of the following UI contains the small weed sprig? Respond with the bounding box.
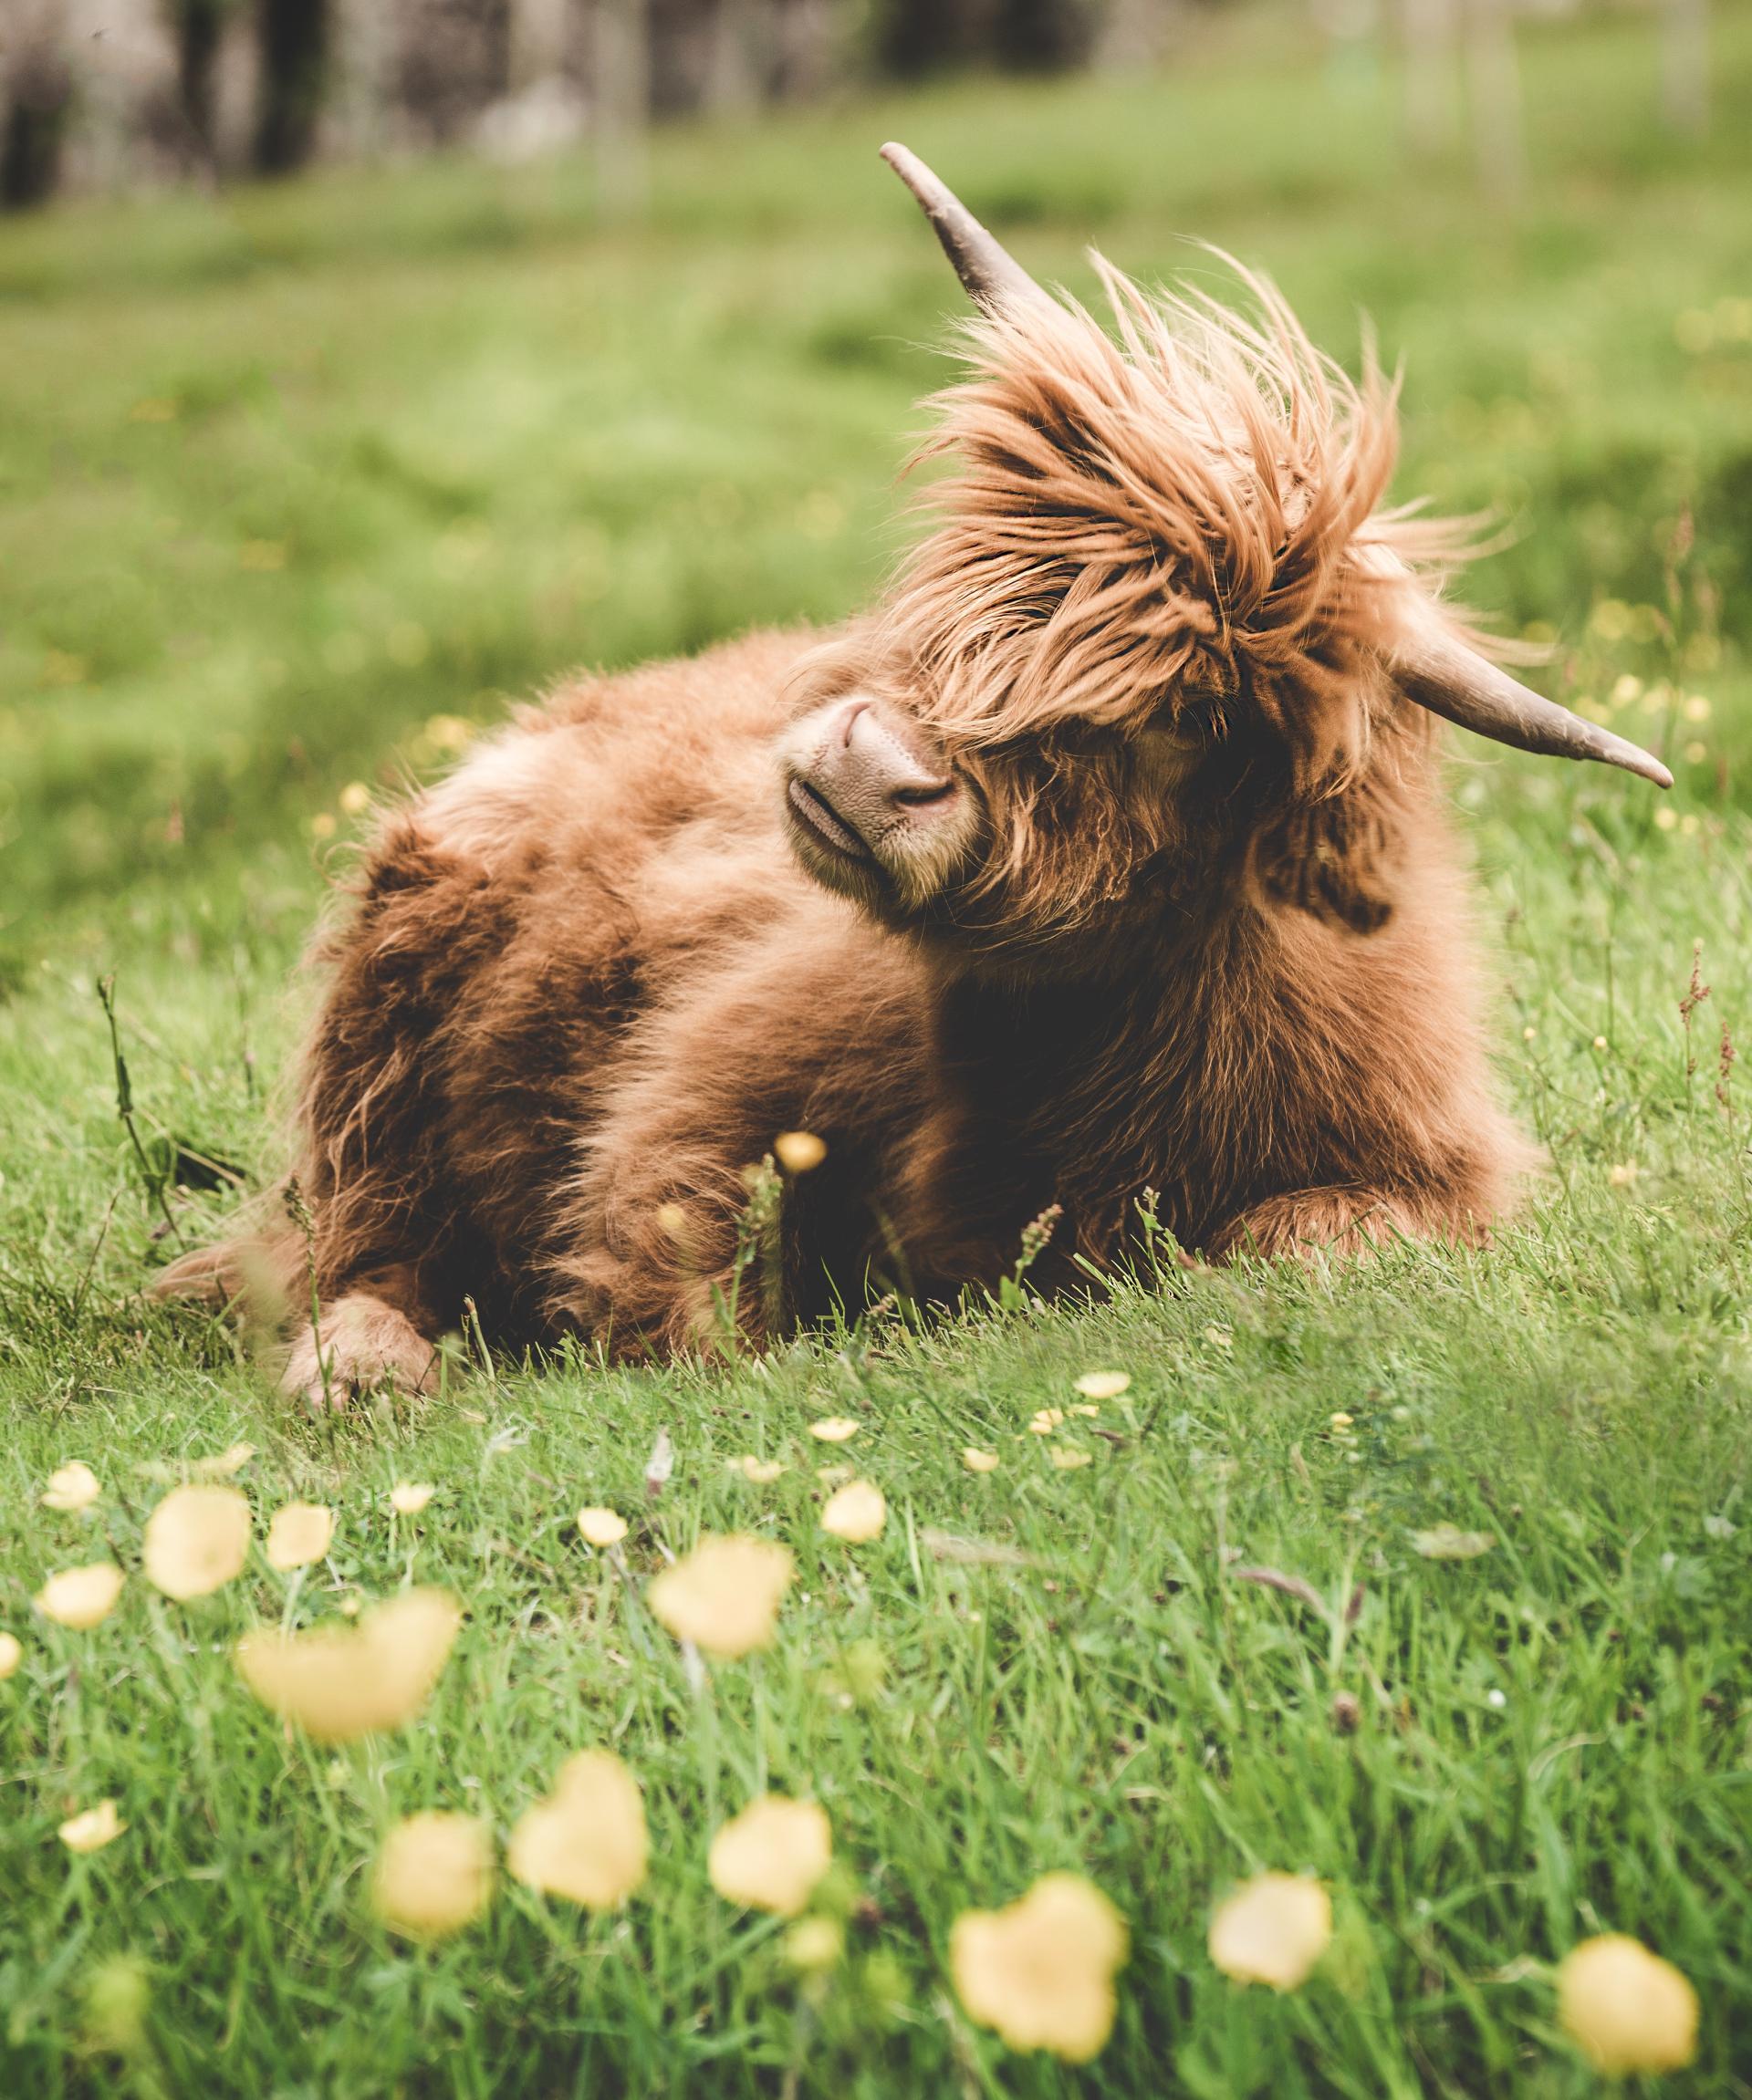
[1680,941,1711,1104]
[95,974,183,1249]
[282,1176,333,1417]
[992,1202,1062,1315]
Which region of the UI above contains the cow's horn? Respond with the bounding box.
[1392,623,1673,787]
[880,142,1047,316]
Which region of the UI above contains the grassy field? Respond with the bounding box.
[5,5,1752,2092]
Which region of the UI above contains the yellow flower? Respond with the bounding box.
[1557,1934,1698,2074]
[1027,1409,1064,1435]
[234,1587,461,1743]
[390,1482,435,1516]
[142,1484,252,1600]
[82,1953,151,2054]
[508,1750,647,1909]
[193,1441,256,1479]
[951,1873,1129,2063]
[1049,1449,1093,1471]
[1412,1524,1496,1561]
[371,1812,495,1939]
[36,1564,125,1629]
[339,780,372,818]
[42,1461,101,1513]
[1208,1872,1332,1990]
[820,1479,886,1543]
[808,1417,860,1443]
[1069,1403,1101,1418]
[0,1631,21,1679]
[578,1507,629,1547]
[786,1916,844,1970]
[730,1455,787,1483]
[1073,1370,1130,1401]
[708,1795,832,1916]
[647,1535,793,1659]
[961,1448,1000,1474]
[1329,1411,1354,1430]
[266,1502,334,1572]
[59,1800,127,1854]
[774,1131,828,1174]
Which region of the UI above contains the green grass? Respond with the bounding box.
[5,6,1752,2091]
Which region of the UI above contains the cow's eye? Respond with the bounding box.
[1133,723,1203,795]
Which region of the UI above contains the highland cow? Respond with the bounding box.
[162,146,1669,1400]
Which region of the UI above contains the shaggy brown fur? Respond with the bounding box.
[163,258,1538,1398]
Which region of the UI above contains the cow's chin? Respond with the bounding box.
[783,798,956,921]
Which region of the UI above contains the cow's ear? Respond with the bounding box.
[1252,787,1395,934]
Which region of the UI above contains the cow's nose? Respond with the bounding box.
[829,698,955,817]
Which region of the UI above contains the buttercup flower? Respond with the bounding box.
[42,1461,100,1513]
[266,1502,334,1572]
[235,1587,461,1742]
[193,1442,256,1479]
[1209,1872,1332,1990]
[36,1564,125,1629]
[577,1507,628,1548]
[0,1631,21,1679]
[1073,1371,1130,1401]
[708,1796,832,1916]
[390,1482,435,1516]
[371,1812,495,1938]
[647,1535,793,1658]
[808,1418,860,1444]
[962,1449,1000,1474]
[59,1800,127,1854]
[1049,1449,1093,1471]
[83,1953,151,2055]
[142,1485,251,1600]
[951,1873,1128,2062]
[786,1916,844,1970]
[1558,1934,1698,2074]
[508,1750,647,1908]
[774,1131,828,1173]
[1028,1409,1064,1435]
[730,1456,787,1483]
[1412,1524,1496,1561]
[821,1480,886,1543]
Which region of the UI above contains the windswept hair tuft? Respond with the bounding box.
[882,256,1470,756]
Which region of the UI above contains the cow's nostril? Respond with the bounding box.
[839,700,870,750]
[892,778,956,809]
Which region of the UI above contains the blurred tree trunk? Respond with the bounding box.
[172,0,230,169]
[704,0,765,108]
[874,0,990,78]
[1660,0,1707,134]
[1401,0,1458,153]
[255,0,329,172]
[772,0,836,97]
[1,4,72,211]
[995,0,1096,70]
[507,0,571,89]
[1463,0,1521,203]
[594,0,648,213]
[1093,0,1184,70]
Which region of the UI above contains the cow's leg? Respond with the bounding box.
[280,1265,442,1409]
[1208,1185,1465,1262]
[546,916,923,1359]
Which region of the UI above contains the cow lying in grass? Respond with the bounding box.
[162,146,1669,1398]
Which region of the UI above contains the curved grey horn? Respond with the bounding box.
[880,141,1048,315]
[1393,624,1673,788]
